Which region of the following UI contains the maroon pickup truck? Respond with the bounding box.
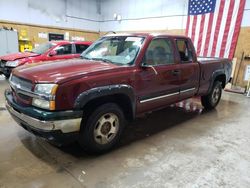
[5,33,232,153]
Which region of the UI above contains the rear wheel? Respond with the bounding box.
[201,81,222,110]
[78,103,125,153]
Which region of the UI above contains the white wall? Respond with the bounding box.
[0,0,100,31]
[0,0,250,32]
[100,0,188,31]
[242,0,250,27]
[100,0,250,32]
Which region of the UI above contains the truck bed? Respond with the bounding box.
[197,56,232,95]
[198,57,228,63]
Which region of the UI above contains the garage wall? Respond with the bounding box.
[0,0,100,50]
[0,21,99,43]
[100,0,250,32]
[100,0,188,32]
[0,0,100,31]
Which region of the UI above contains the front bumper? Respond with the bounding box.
[5,89,83,144]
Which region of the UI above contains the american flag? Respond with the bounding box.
[185,0,246,59]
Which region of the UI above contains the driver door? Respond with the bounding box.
[137,37,180,113]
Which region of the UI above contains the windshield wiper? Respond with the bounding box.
[80,56,90,60]
[80,56,114,64]
[99,58,113,64]
[89,57,113,64]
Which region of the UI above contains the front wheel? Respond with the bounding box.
[201,81,222,110]
[78,103,125,153]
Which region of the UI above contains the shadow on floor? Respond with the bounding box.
[20,98,213,157]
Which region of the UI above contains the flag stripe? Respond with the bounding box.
[188,16,194,38]
[224,0,240,58]
[191,16,197,42]
[200,13,210,56]
[197,15,205,55]
[207,0,221,57]
[220,0,235,58]
[228,0,246,59]
[211,0,225,57]
[194,15,202,50]
[215,0,231,57]
[185,16,190,36]
[203,13,214,57]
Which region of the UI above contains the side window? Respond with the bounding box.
[75,44,89,54]
[55,44,72,55]
[144,38,174,66]
[176,39,193,62]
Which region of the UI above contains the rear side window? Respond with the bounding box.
[176,39,193,62]
[144,38,175,66]
[55,44,72,55]
[75,44,89,54]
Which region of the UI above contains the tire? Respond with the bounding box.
[78,103,125,153]
[201,81,222,110]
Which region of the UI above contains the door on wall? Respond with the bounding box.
[48,33,64,41]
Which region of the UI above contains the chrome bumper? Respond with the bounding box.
[5,101,82,133]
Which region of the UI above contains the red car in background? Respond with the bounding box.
[0,40,92,78]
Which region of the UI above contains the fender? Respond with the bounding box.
[208,69,225,94]
[74,84,136,118]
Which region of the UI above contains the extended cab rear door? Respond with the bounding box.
[137,37,181,113]
[175,38,200,100]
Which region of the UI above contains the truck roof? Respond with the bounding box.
[50,40,92,45]
[104,32,190,39]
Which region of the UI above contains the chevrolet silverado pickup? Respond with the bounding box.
[5,33,232,153]
[0,40,92,78]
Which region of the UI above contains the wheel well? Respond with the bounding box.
[82,94,134,121]
[214,74,226,88]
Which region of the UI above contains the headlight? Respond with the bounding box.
[6,60,19,67]
[34,84,58,95]
[32,84,58,110]
[32,98,50,109]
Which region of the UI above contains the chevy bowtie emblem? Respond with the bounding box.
[10,81,21,90]
[16,83,21,89]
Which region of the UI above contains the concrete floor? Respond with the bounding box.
[0,76,250,188]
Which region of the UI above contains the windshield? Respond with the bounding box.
[31,42,55,54]
[81,36,144,65]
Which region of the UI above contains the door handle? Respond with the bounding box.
[172,70,180,76]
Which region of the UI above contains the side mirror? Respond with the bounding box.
[141,62,150,68]
[140,56,149,68]
[48,50,57,56]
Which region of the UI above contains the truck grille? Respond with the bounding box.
[10,75,33,103]
[10,75,33,91]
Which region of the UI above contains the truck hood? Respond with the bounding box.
[13,58,121,83]
[0,52,39,61]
